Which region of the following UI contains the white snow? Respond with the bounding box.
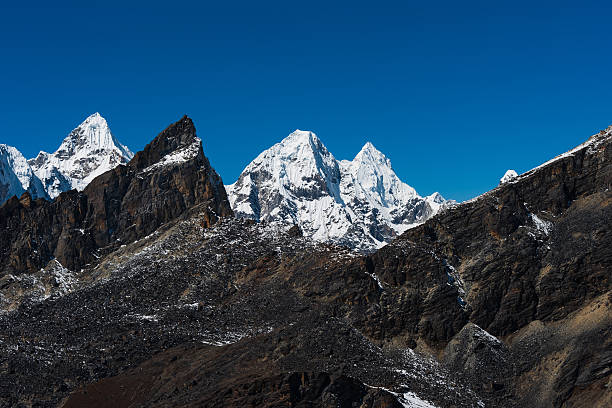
[28,112,133,198]
[530,213,553,236]
[226,130,451,251]
[141,138,201,173]
[397,391,439,408]
[0,144,48,203]
[365,271,384,289]
[48,259,77,296]
[424,192,449,214]
[500,169,518,184]
[369,385,439,408]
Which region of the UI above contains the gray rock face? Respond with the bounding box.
[367,126,612,406]
[444,323,512,403]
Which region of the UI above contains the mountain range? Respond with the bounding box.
[1,114,452,251]
[0,115,610,408]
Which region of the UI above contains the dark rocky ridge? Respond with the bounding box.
[0,116,232,275]
[358,128,612,406]
[0,121,610,407]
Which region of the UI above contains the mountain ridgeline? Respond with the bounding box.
[1,116,449,252]
[0,116,610,408]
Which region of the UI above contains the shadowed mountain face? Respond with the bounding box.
[363,128,612,407]
[0,121,610,408]
[0,115,232,275]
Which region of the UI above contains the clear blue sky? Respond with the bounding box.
[1,1,611,201]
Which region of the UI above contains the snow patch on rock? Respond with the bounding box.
[500,169,518,184]
[396,391,439,408]
[530,213,553,236]
[141,138,201,173]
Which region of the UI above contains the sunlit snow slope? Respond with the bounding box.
[29,112,133,198]
[226,130,453,251]
[0,144,48,204]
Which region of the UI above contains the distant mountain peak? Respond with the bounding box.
[357,141,380,156]
[426,191,445,203]
[56,112,132,158]
[28,113,134,198]
[227,130,452,251]
[277,130,329,159]
[352,141,392,169]
[0,144,48,204]
[287,129,317,141]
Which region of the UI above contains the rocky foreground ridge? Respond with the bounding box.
[0,118,610,407]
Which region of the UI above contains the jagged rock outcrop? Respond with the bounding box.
[0,115,231,274]
[443,323,513,404]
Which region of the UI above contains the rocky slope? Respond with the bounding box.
[366,126,612,406]
[0,144,48,204]
[0,120,610,408]
[29,112,133,199]
[227,130,452,251]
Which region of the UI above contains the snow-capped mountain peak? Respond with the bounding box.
[227,130,453,251]
[54,112,132,159]
[284,129,318,145]
[29,113,134,198]
[0,144,48,204]
[353,141,391,167]
[247,129,342,200]
[425,191,451,214]
[342,141,418,209]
